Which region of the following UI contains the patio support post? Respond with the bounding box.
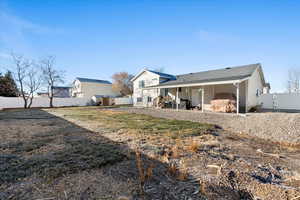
[201,87,204,112]
[236,83,240,115]
[176,87,179,111]
[141,89,144,107]
[157,88,159,108]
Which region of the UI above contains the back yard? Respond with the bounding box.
[1,107,300,200]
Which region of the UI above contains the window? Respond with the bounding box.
[256,89,262,97]
[147,96,152,102]
[138,80,145,88]
[164,88,169,96]
[137,97,143,102]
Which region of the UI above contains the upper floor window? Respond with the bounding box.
[139,80,145,88]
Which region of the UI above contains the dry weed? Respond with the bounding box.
[135,149,155,194]
[177,159,188,181]
[171,139,183,158]
[161,152,170,163]
[135,150,145,193]
[171,146,180,158]
[188,140,200,152]
[146,163,154,179]
[168,162,178,176]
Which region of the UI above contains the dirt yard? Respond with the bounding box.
[117,107,300,144]
[1,107,300,200]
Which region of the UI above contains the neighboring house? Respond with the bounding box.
[131,64,270,113]
[72,77,120,98]
[36,92,49,97]
[52,86,72,98]
[37,86,71,98]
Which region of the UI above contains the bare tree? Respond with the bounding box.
[40,56,65,107]
[112,72,134,96]
[26,67,42,108]
[11,53,41,108]
[287,68,300,93]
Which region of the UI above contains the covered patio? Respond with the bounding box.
[144,79,247,114]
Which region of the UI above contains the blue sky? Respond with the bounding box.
[1,0,300,92]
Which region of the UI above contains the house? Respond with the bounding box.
[36,92,49,97]
[131,64,270,114]
[72,77,120,98]
[52,86,71,98]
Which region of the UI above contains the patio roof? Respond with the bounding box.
[145,63,260,89]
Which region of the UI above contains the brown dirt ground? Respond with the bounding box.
[1,107,300,200]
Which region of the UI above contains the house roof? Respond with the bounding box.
[153,63,261,88]
[130,68,176,82]
[76,77,111,84]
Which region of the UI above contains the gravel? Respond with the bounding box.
[115,107,300,144]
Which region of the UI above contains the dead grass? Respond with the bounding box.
[51,107,214,139]
[2,107,300,199]
[0,109,126,184]
[0,137,125,184]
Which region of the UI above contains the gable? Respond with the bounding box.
[131,69,175,82]
[133,70,160,83]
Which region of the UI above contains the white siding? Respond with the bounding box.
[72,80,83,97]
[247,68,264,110]
[72,80,120,98]
[80,82,119,98]
[133,71,160,106]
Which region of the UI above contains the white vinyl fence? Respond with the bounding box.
[259,93,300,110]
[114,97,133,105]
[0,97,93,109]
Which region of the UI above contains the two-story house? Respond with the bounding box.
[72,77,120,98]
[130,69,176,107]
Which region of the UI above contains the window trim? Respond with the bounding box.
[138,80,145,88]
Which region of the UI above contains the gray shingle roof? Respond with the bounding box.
[76,77,111,84]
[156,63,260,87]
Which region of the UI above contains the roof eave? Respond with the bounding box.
[143,77,250,89]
